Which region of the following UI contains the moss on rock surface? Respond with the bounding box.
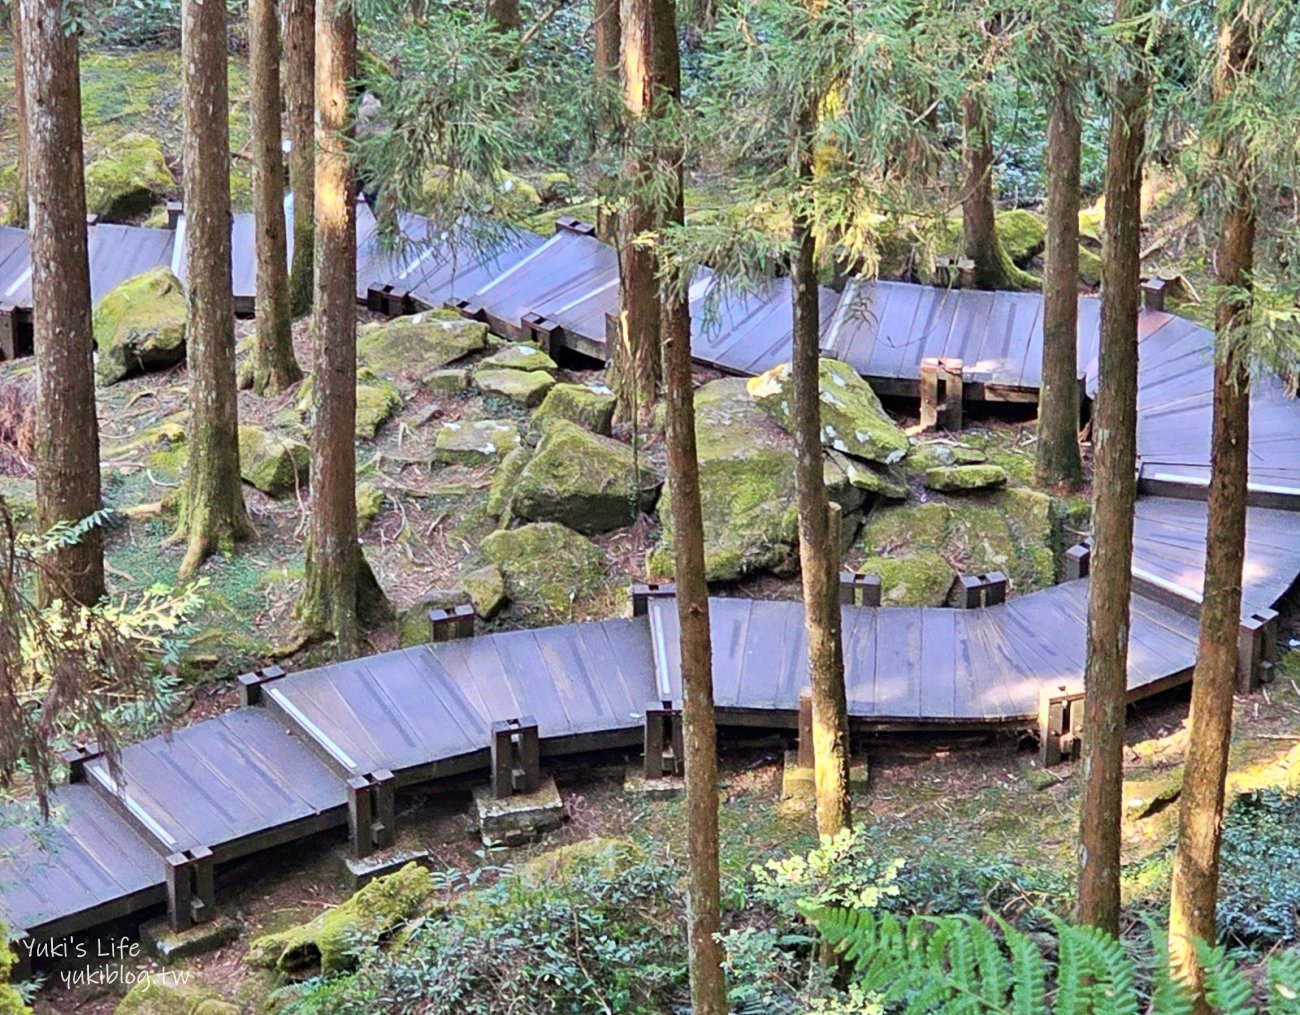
[93,269,187,386]
[749,358,909,465]
[923,464,1008,492]
[995,209,1046,267]
[511,421,659,535]
[461,563,507,619]
[356,482,385,530]
[515,837,642,888]
[238,426,309,496]
[531,382,617,436]
[481,522,606,622]
[486,444,533,520]
[475,367,555,407]
[478,344,557,372]
[114,981,237,1015]
[860,552,956,606]
[295,371,400,440]
[246,862,435,976]
[357,312,488,383]
[84,132,174,221]
[0,478,36,530]
[433,419,521,466]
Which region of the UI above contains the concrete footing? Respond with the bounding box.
[623,764,684,801]
[472,776,564,847]
[140,914,239,964]
[780,750,869,800]
[341,848,432,891]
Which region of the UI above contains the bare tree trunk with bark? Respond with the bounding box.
[1168,9,1258,1010]
[1076,0,1151,937]
[249,0,302,394]
[295,0,388,656]
[175,0,253,579]
[283,0,315,317]
[1036,69,1085,490]
[961,92,1033,292]
[593,0,620,243]
[21,0,105,606]
[487,0,521,69]
[793,103,852,838]
[9,0,28,228]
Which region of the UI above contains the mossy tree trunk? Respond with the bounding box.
[960,92,1034,292]
[1036,66,1085,490]
[610,0,666,425]
[295,0,388,657]
[250,0,302,394]
[21,0,105,607]
[284,0,315,318]
[793,102,853,839]
[1076,0,1151,937]
[8,0,28,228]
[1168,8,1257,1009]
[657,5,726,1009]
[176,0,254,579]
[593,0,620,243]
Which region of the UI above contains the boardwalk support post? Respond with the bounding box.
[443,297,487,322]
[429,604,475,643]
[797,689,814,770]
[237,665,288,706]
[1141,277,1166,312]
[366,284,413,317]
[165,846,215,932]
[839,572,882,607]
[554,216,596,237]
[920,357,964,431]
[643,700,684,779]
[166,200,184,229]
[491,717,541,799]
[1237,608,1279,693]
[1064,541,1091,581]
[0,302,16,361]
[521,312,560,359]
[347,770,396,858]
[631,582,676,617]
[62,742,104,783]
[1038,686,1085,767]
[958,572,1008,608]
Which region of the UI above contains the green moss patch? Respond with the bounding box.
[481,522,606,623]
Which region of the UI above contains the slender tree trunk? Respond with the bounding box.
[9,0,28,228]
[21,0,104,607]
[296,0,388,655]
[793,105,852,838]
[176,0,253,579]
[249,0,301,394]
[487,0,521,70]
[1168,9,1257,1009]
[283,0,315,318]
[1076,0,1151,936]
[1036,72,1085,490]
[611,0,664,424]
[593,0,620,244]
[960,92,1032,292]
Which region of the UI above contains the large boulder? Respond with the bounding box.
[923,464,1008,492]
[531,382,617,436]
[487,444,532,521]
[295,370,401,439]
[84,133,174,221]
[748,358,909,465]
[478,344,557,372]
[357,311,488,384]
[858,552,957,607]
[996,208,1047,267]
[93,269,186,386]
[475,368,555,407]
[510,421,659,534]
[432,419,521,466]
[461,563,507,619]
[238,425,309,496]
[246,862,434,976]
[481,522,606,622]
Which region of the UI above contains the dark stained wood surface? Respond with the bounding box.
[390,228,547,313]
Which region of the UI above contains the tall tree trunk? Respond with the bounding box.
[487,0,521,70]
[1168,8,1257,1009]
[283,0,315,318]
[296,0,388,655]
[9,0,28,228]
[611,0,664,424]
[793,105,852,838]
[960,92,1032,292]
[1076,0,1151,936]
[249,0,302,394]
[21,0,105,607]
[176,0,253,579]
[1036,71,1085,490]
[593,0,620,243]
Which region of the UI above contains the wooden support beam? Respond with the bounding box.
[442,297,487,322]
[165,846,215,932]
[631,581,676,617]
[839,571,882,607]
[1064,540,1091,581]
[919,357,964,431]
[521,312,560,358]
[1237,607,1279,694]
[428,604,475,643]
[957,571,1008,608]
[0,303,16,361]
[643,700,684,779]
[62,742,104,783]
[166,199,184,229]
[366,283,413,317]
[491,717,541,799]
[1038,686,1084,767]
[796,689,814,770]
[347,769,396,858]
[1141,277,1166,312]
[554,216,596,237]
[236,665,288,706]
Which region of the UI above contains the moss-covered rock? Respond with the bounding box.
[1079,245,1102,285]
[908,441,987,472]
[356,482,385,531]
[237,426,309,496]
[828,449,908,501]
[475,367,555,407]
[427,368,471,394]
[536,172,574,204]
[860,552,956,606]
[93,269,186,386]
[432,419,521,466]
[0,478,37,531]
[995,209,1046,267]
[511,421,659,535]
[531,382,617,436]
[245,862,434,976]
[923,464,1008,492]
[84,132,174,221]
[356,378,402,439]
[481,522,606,622]
[357,311,488,383]
[461,563,507,619]
[478,344,557,372]
[397,589,471,648]
[749,358,909,466]
[114,980,237,1015]
[515,838,642,889]
[486,444,533,521]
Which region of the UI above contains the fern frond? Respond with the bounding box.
[1194,939,1256,1015]
[1269,948,1300,1015]
[1144,925,1194,1015]
[994,918,1047,1015]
